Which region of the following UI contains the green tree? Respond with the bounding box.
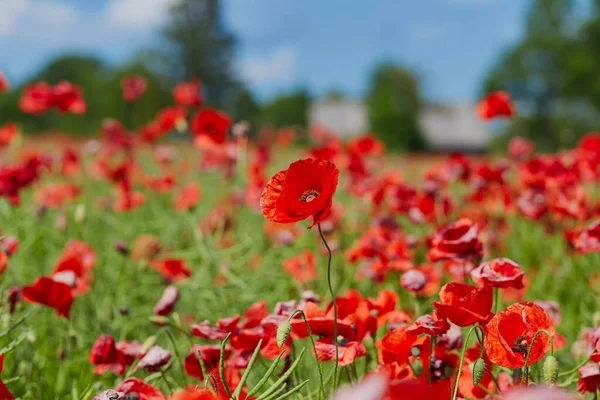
[261,89,310,130]
[482,0,600,151]
[162,0,237,107]
[366,62,426,150]
[231,85,261,136]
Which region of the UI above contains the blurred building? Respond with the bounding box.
[309,100,490,151]
[309,99,368,138]
[419,104,490,152]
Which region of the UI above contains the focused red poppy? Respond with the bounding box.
[578,364,600,394]
[190,109,232,145]
[427,218,483,262]
[375,325,418,364]
[477,91,515,120]
[173,79,202,106]
[484,302,555,368]
[261,158,339,228]
[121,75,147,102]
[89,334,134,376]
[149,258,192,282]
[22,276,74,318]
[432,282,493,327]
[471,258,525,289]
[0,70,9,93]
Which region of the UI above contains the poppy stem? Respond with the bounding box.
[160,368,175,395]
[318,222,338,390]
[452,325,485,400]
[288,309,326,400]
[493,287,499,313]
[521,329,554,385]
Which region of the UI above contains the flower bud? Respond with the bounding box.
[543,355,559,385]
[472,358,487,387]
[276,320,291,347]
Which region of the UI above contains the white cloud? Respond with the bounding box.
[105,0,174,29]
[239,47,296,84]
[0,0,31,34]
[0,0,76,36]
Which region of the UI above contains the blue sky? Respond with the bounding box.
[0,0,532,103]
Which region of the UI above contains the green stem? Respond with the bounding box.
[521,329,554,385]
[318,223,338,390]
[452,325,484,400]
[160,368,174,395]
[288,310,326,400]
[559,357,590,377]
[493,287,499,313]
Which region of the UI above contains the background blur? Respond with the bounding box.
[1,0,600,152]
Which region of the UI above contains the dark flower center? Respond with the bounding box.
[299,189,320,202]
[511,335,529,354]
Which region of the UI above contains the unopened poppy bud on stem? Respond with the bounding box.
[543,355,559,385]
[277,319,291,347]
[473,358,487,386]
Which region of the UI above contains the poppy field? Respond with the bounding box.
[0,73,600,400]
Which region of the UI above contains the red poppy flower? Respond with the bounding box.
[427,218,483,262]
[173,79,202,106]
[89,334,134,376]
[471,258,525,289]
[347,134,385,156]
[477,91,514,120]
[0,70,9,93]
[567,220,600,254]
[190,109,231,145]
[283,250,317,284]
[153,286,179,317]
[156,106,187,133]
[406,313,450,336]
[174,182,202,212]
[517,189,548,220]
[432,282,493,327]
[52,81,86,114]
[578,364,600,393]
[0,123,17,148]
[135,346,172,372]
[22,276,74,318]
[0,354,14,400]
[192,315,240,340]
[114,190,145,212]
[149,258,192,282]
[508,136,534,160]
[261,158,339,228]
[184,345,224,380]
[400,269,427,292]
[315,336,366,366]
[115,378,165,400]
[484,302,555,368]
[375,325,418,364]
[19,82,53,114]
[121,75,147,102]
[290,317,356,341]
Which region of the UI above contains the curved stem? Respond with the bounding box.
[288,310,326,400]
[452,325,484,400]
[559,357,590,377]
[318,223,338,390]
[521,329,555,385]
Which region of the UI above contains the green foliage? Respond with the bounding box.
[481,0,600,151]
[0,55,172,135]
[261,89,311,130]
[231,86,261,136]
[366,62,426,151]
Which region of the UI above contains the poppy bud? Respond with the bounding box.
[543,355,559,385]
[74,204,85,222]
[142,335,157,354]
[473,358,487,387]
[149,315,170,325]
[276,320,291,347]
